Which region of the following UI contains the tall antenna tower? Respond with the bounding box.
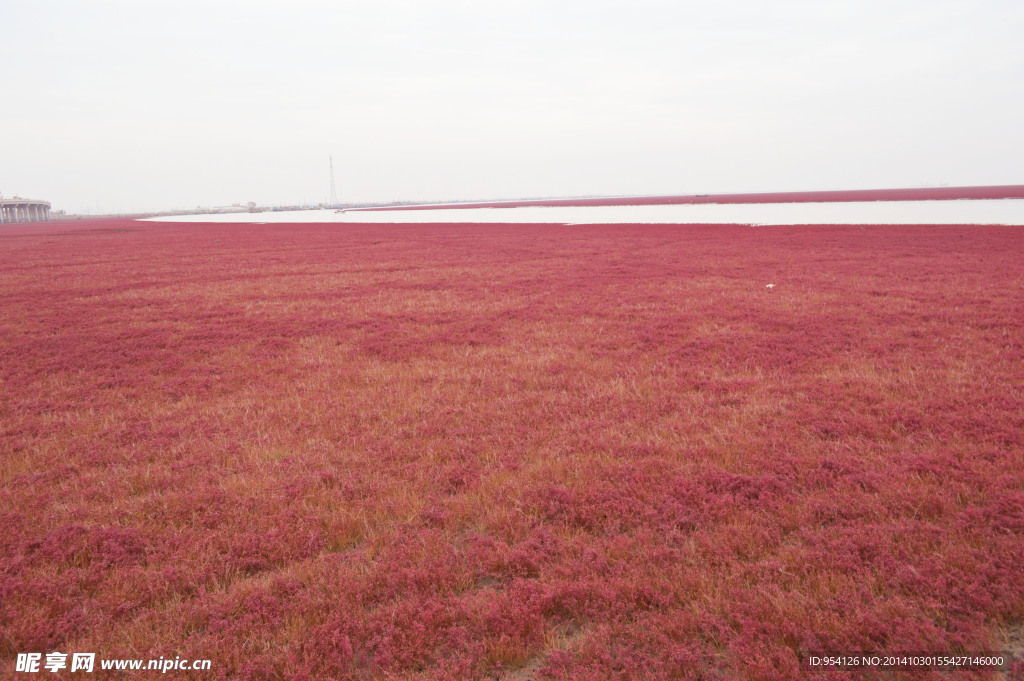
[329,155,339,206]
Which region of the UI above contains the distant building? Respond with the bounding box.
[0,196,51,223]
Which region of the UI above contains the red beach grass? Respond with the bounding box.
[1,218,1022,679]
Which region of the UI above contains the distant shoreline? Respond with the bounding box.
[347,184,1024,212]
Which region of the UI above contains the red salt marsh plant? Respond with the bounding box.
[1,218,1022,680]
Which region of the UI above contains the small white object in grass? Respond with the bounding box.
[766,283,776,289]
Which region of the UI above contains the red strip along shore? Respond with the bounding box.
[349,184,1024,211]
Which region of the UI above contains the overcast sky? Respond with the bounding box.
[2,0,1022,214]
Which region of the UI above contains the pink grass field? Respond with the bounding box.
[2,218,1023,680]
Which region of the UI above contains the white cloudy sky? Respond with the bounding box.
[2,0,1022,213]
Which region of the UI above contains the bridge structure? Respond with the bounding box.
[0,197,52,223]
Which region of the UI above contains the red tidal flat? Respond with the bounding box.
[351,184,1024,211]
[1,218,1023,680]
